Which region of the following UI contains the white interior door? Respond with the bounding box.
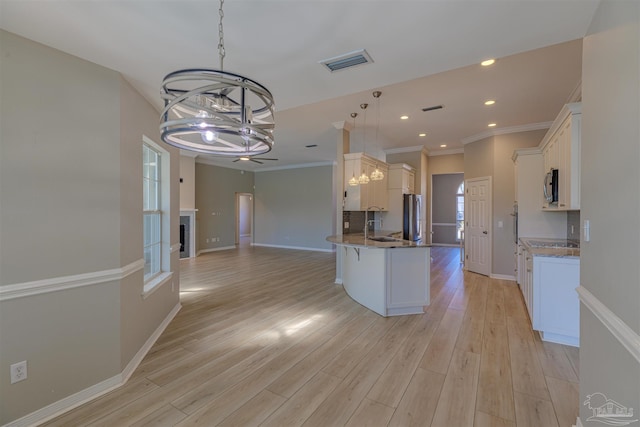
[465,177,491,276]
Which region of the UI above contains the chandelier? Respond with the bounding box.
[159,0,275,156]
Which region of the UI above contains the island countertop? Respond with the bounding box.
[327,231,431,249]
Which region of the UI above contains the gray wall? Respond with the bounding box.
[426,153,464,244]
[0,31,180,424]
[432,173,464,245]
[195,162,255,251]
[254,165,334,251]
[580,1,640,423]
[464,130,546,277]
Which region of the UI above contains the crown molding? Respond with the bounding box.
[254,161,335,172]
[384,145,427,155]
[461,121,553,145]
[428,148,464,157]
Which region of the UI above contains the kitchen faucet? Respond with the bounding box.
[364,206,384,240]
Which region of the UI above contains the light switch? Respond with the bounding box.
[498,220,503,228]
[584,219,590,242]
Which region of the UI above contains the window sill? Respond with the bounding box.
[142,271,173,300]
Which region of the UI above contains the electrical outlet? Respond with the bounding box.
[344,221,350,229]
[206,238,209,243]
[10,361,27,384]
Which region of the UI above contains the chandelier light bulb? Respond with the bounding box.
[202,130,216,143]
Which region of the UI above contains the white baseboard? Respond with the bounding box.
[252,243,333,253]
[197,246,236,255]
[4,302,181,427]
[334,278,343,285]
[490,273,516,281]
[121,302,181,382]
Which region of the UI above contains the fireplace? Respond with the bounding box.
[179,209,197,258]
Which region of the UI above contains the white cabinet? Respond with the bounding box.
[388,163,415,194]
[344,153,388,211]
[532,256,580,346]
[519,246,534,320]
[540,103,581,210]
[384,164,416,231]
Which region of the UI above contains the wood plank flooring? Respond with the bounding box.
[42,246,579,427]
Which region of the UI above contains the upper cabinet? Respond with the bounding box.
[388,163,415,194]
[344,153,389,211]
[540,103,581,210]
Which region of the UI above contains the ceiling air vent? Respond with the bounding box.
[422,105,444,112]
[320,49,374,73]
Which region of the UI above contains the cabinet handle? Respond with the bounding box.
[527,269,531,272]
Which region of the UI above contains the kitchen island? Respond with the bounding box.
[327,233,431,317]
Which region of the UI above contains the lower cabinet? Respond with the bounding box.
[531,256,580,347]
[518,246,579,347]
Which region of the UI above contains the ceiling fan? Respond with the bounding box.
[232,156,278,165]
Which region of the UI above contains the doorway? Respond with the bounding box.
[465,176,491,276]
[236,193,253,247]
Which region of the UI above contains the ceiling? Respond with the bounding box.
[0,1,599,170]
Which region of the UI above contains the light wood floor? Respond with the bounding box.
[42,246,579,427]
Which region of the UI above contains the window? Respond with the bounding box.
[456,182,464,241]
[143,143,161,281]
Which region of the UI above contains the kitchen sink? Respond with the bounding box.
[367,236,401,242]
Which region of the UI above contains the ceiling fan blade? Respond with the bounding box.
[232,159,240,162]
[251,159,264,164]
[257,158,278,161]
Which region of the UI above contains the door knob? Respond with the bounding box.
[483,231,488,234]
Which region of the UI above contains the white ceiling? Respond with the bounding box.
[0,1,599,170]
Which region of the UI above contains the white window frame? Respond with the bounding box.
[143,136,172,298]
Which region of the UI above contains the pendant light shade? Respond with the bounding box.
[159,0,275,156]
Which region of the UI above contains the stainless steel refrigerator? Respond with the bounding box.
[403,194,422,241]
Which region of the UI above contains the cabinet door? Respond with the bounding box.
[371,165,388,210]
[533,257,580,344]
[556,120,569,209]
[408,171,415,194]
[344,159,362,211]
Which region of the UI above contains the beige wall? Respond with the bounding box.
[580,1,640,422]
[195,162,255,251]
[254,165,334,251]
[464,130,545,277]
[0,31,180,425]
[180,155,196,210]
[427,153,464,243]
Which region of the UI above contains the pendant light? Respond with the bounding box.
[159,0,275,156]
[370,91,385,181]
[358,103,370,185]
[348,112,359,187]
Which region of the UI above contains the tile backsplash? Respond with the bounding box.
[343,211,379,234]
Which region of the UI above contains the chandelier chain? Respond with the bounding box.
[218,0,226,70]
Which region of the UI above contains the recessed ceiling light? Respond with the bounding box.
[440,144,447,148]
[481,59,496,66]
[484,100,495,106]
[400,115,409,120]
[488,123,497,127]
[239,156,250,161]
[419,133,426,137]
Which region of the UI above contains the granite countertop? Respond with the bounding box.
[520,237,580,259]
[327,231,431,249]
